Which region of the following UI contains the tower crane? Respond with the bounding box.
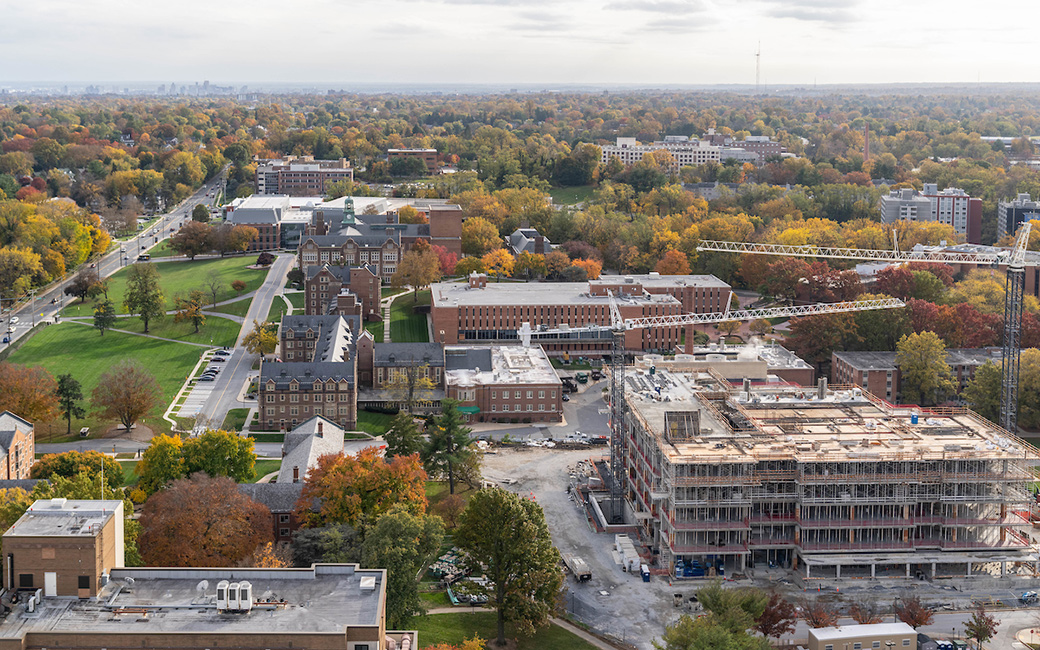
[697,222,1033,433]
[517,296,906,523]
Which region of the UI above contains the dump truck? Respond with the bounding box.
[563,554,592,582]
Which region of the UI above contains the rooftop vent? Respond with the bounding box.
[360,576,377,591]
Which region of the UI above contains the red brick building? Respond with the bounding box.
[831,348,1002,405]
[0,412,34,480]
[255,157,354,196]
[304,263,381,321]
[444,345,563,423]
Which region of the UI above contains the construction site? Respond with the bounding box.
[615,362,1040,586]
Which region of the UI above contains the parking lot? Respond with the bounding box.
[178,350,231,425]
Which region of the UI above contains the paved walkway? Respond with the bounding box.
[62,319,212,348]
[382,291,405,341]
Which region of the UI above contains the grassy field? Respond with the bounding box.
[285,292,305,310]
[548,185,597,206]
[267,296,291,323]
[252,459,282,482]
[425,481,476,511]
[145,239,179,259]
[120,461,140,486]
[211,298,253,318]
[357,410,395,436]
[7,323,200,439]
[61,257,269,318]
[249,432,285,443]
[221,407,251,432]
[382,287,406,298]
[106,314,240,347]
[365,321,384,343]
[413,612,598,649]
[390,289,430,343]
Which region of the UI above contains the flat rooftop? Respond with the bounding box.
[835,348,1003,370]
[445,345,561,386]
[811,623,915,641]
[625,368,1039,465]
[590,273,730,289]
[0,565,384,638]
[431,281,679,307]
[4,499,122,537]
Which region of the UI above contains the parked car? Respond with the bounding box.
[213,349,231,356]
[198,375,215,382]
[562,394,570,402]
[210,356,226,362]
[136,253,150,261]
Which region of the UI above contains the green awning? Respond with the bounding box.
[457,406,480,414]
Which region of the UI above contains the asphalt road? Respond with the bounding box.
[0,174,226,350]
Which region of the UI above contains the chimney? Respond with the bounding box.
[317,421,323,438]
[817,377,827,400]
[293,466,300,483]
[468,272,487,289]
[535,235,545,255]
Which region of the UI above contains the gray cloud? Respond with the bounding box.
[758,0,857,23]
[643,13,715,33]
[604,0,705,12]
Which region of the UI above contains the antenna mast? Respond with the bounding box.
[755,41,761,93]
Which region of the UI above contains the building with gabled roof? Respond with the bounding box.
[278,416,345,484]
[0,411,34,480]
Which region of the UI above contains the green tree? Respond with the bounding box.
[361,507,444,629]
[896,331,956,406]
[182,429,257,483]
[423,399,474,495]
[696,580,768,635]
[291,524,362,566]
[456,487,562,646]
[384,412,426,458]
[93,299,117,336]
[30,450,122,489]
[963,361,1001,424]
[136,433,186,495]
[55,374,86,436]
[174,289,206,333]
[654,614,769,650]
[191,204,210,222]
[123,263,165,333]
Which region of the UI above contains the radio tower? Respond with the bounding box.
[755,41,761,93]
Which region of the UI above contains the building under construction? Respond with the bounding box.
[622,366,1040,582]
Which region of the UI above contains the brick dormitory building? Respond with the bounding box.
[430,272,732,358]
[1,497,411,649]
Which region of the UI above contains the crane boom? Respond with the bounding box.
[696,239,1008,264]
[621,297,905,331]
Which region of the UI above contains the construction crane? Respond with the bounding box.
[697,222,1033,432]
[518,296,906,523]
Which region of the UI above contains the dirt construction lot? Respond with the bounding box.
[483,447,685,649]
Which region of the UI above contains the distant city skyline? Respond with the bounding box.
[5,0,1037,86]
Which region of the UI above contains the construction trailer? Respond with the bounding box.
[563,554,592,582]
[622,367,1040,582]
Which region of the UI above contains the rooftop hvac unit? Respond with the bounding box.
[216,580,229,610]
[238,581,253,612]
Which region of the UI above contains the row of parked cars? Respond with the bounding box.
[196,349,231,382]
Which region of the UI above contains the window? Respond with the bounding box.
[290,406,299,416]
[279,514,290,523]
[853,644,861,650]
[266,407,274,416]
[280,528,290,537]
[492,404,497,412]
[514,390,521,399]
[539,390,545,398]
[902,641,910,647]
[514,404,520,412]
[526,391,533,399]
[824,646,833,650]
[526,404,533,411]
[872,643,880,649]
[290,394,299,403]
[19,574,32,588]
[78,575,90,589]
[492,391,497,399]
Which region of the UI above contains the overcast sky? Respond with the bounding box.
[6,0,1038,86]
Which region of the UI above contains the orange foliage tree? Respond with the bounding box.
[139,474,272,567]
[295,447,427,529]
[654,249,691,275]
[571,258,602,280]
[0,362,59,423]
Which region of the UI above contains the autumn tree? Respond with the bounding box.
[123,262,165,333]
[513,251,545,280]
[896,331,955,406]
[231,279,247,295]
[962,604,998,649]
[454,256,486,277]
[91,359,161,432]
[423,399,475,495]
[392,245,441,302]
[140,474,272,567]
[456,487,563,647]
[295,447,427,529]
[212,224,258,257]
[849,599,885,624]
[243,320,278,357]
[64,268,102,303]
[135,433,185,495]
[785,313,861,371]
[655,249,692,275]
[749,319,772,336]
[0,362,58,423]
[435,493,466,529]
[362,507,444,629]
[572,258,602,280]
[481,249,514,281]
[183,429,257,482]
[168,221,213,260]
[798,597,840,628]
[431,244,458,275]
[31,450,123,489]
[895,595,934,629]
[543,250,572,280]
[461,216,502,257]
[56,373,86,436]
[93,299,117,336]
[174,289,206,333]
[246,541,291,568]
[383,362,436,415]
[754,592,797,640]
[0,487,33,532]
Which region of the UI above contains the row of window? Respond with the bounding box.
[266,393,351,403]
[266,405,352,415]
[823,641,910,650]
[491,403,555,412]
[492,389,556,399]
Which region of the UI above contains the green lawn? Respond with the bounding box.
[120,460,140,486]
[285,292,305,310]
[390,290,430,343]
[425,481,476,511]
[382,287,407,298]
[7,323,200,440]
[61,257,269,318]
[548,185,597,206]
[211,297,253,318]
[365,321,384,343]
[221,407,251,432]
[106,314,241,347]
[145,239,179,259]
[357,410,395,436]
[267,296,291,324]
[252,459,282,482]
[419,591,452,607]
[413,612,598,650]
